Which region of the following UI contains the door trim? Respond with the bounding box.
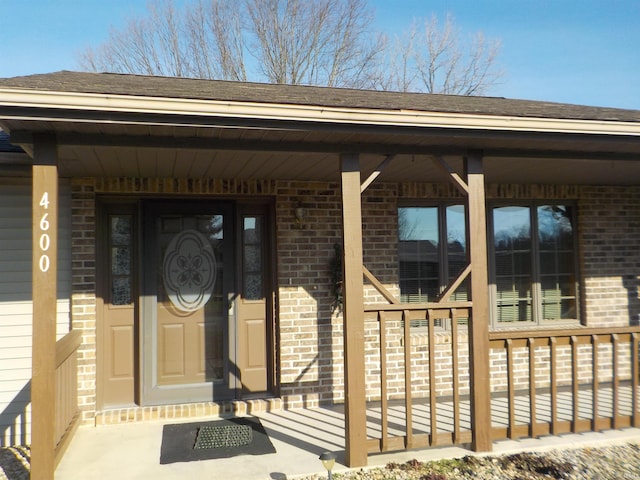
[97,196,277,408]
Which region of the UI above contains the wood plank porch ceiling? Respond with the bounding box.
[2,121,638,185]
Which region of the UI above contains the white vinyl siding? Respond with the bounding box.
[0,178,72,445]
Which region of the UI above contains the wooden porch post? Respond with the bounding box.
[340,153,368,467]
[31,133,59,479]
[465,151,492,452]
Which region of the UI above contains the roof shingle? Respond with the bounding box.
[1,70,639,123]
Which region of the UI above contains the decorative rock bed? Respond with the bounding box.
[0,447,29,480]
[298,443,640,479]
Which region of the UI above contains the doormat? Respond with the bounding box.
[194,424,252,449]
[160,417,276,464]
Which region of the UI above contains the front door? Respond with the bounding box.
[142,201,234,404]
[98,198,273,407]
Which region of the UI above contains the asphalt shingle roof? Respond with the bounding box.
[1,71,639,123]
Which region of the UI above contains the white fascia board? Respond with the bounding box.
[1,88,640,137]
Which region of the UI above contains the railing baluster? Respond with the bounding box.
[571,335,579,432]
[403,309,413,449]
[506,338,515,439]
[451,308,461,443]
[550,337,558,434]
[379,311,388,452]
[528,338,537,437]
[633,333,639,428]
[427,309,438,446]
[592,334,600,431]
[612,334,620,429]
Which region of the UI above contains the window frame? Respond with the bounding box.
[488,200,581,329]
[397,200,468,305]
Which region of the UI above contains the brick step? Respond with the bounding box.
[94,398,283,426]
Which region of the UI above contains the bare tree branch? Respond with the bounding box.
[76,2,502,95]
[416,14,502,95]
[245,0,381,86]
[184,0,247,80]
[376,14,503,94]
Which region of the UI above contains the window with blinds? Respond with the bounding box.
[398,204,468,304]
[490,203,578,327]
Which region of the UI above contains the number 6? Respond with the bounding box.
[40,213,49,231]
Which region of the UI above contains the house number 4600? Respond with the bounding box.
[38,192,51,273]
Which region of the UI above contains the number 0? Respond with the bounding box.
[39,233,50,251]
[39,255,50,273]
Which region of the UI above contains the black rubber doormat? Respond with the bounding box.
[160,417,276,464]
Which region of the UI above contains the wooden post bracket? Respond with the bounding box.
[433,155,469,195]
[361,154,395,193]
[363,265,400,304]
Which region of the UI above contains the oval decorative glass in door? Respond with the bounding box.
[162,229,217,312]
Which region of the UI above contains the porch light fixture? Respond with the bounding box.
[319,451,336,479]
[294,202,306,228]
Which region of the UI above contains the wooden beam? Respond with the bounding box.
[31,133,58,480]
[361,154,394,193]
[340,153,368,467]
[465,150,493,452]
[11,129,640,162]
[10,130,465,157]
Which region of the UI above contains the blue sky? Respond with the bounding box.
[1,0,638,109]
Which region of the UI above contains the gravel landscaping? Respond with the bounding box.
[3,442,640,479]
[298,443,640,479]
[0,447,29,480]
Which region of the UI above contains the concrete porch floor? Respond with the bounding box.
[55,401,640,480]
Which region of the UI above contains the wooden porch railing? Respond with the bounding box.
[364,302,473,454]
[53,329,82,467]
[364,306,640,455]
[489,326,640,441]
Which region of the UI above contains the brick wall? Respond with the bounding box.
[277,182,640,405]
[68,179,640,417]
[70,179,98,423]
[275,181,344,407]
[579,186,640,327]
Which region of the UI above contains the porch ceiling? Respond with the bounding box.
[3,118,640,185]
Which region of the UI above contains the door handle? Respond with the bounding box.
[228,293,237,313]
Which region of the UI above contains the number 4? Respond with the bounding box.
[39,192,50,209]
